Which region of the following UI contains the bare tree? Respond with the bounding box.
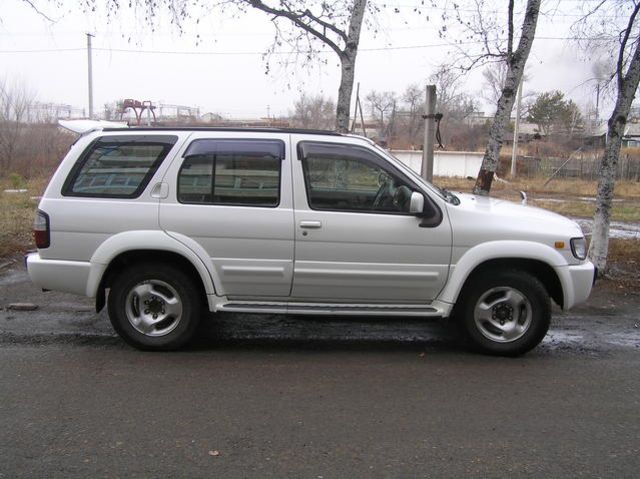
[464,0,542,195]
[0,77,36,174]
[413,65,479,149]
[429,64,479,121]
[74,0,374,133]
[289,93,336,130]
[574,1,640,274]
[402,84,424,146]
[366,91,397,143]
[439,1,541,193]
[240,1,370,133]
[481,63,508,106]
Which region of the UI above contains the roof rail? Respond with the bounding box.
[100,126,344,136]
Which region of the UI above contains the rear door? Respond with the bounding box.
[290,137,452,303]
[159,132,294,298]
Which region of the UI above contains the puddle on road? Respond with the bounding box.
[544,331,584,344]
[573,218,640,240]
[545,328,640,350]
[0,269,28,287]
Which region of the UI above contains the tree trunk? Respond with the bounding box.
[589,40,640,274]
[473,0,541,195]
[335,0,367,133]
[336,53,357,133]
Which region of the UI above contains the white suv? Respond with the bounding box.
[26,121,595,355]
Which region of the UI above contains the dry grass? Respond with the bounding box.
[0,178,47,257]
[435,176,640,221]
[608,238,640,264]
[436,176,640,200]
[528,200,640,222]
[606,238,640,288]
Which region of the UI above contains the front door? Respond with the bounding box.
[291,138,451,303]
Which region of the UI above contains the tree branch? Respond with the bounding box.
[617,1,640,92]
[245,0,345,57]
[21,0,56,22]
[302,9,348,43]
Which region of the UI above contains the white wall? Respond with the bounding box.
[390,150,484,178]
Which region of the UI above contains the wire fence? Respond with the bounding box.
[511,153,640,181]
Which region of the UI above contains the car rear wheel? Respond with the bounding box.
[457,270,551,356]
[107,263,202,350]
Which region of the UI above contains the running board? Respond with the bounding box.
[215,300,445,317]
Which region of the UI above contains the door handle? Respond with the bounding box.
[299,220,322,229]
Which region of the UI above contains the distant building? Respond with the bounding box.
[622,120,640,147]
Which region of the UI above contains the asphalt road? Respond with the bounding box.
[1,266,640,478]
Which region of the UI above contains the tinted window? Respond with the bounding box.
[178,139,283,207]
[300,142,413,213]
[64,135,177,198]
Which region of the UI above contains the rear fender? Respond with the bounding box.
[86,230,219,298]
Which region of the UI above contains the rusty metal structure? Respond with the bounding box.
[118,99,157,125]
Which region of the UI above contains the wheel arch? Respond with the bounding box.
[440,241,570,310]
[98,249,212,310]
[87,231,218,312]
[456,258,564,309]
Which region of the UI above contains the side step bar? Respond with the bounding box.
[215,301,444,317]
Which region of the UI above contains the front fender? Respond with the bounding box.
[438,240,571,307]
[86,230,218,298]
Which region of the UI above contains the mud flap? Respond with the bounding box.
[96,287,106,313]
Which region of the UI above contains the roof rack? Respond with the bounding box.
[101,126,344,136]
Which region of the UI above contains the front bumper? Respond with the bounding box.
[565,261,596,309]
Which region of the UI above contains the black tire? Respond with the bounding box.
[456,270,551,356]
[107,263,203,351]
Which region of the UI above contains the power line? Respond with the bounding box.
[0,36,594,55]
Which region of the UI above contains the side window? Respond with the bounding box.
[178,139,283,207]
[300,142,414,214]
[63,135,177,198]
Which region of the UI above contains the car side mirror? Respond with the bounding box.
[409,191,425,215]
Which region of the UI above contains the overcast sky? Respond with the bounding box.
[0,0,612,119]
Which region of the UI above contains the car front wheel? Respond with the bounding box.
[457,270,551,356]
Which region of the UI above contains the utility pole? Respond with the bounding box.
[511,77,523,177]
[86,33,94,119]
[421,84,436,182]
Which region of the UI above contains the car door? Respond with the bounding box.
[159,132,294,298]
[290,137,452,303]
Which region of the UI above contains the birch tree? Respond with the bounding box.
[467,0,541,195]
[237,1,370,133]
[575,1,640,274]
[438,1,541,193]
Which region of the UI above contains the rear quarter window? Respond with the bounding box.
[63,135,178,198]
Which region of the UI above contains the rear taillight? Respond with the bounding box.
[33,210,50,249]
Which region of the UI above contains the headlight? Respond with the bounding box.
[570,237,587,260]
